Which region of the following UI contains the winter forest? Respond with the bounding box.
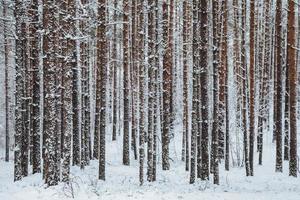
[0,0,299,199]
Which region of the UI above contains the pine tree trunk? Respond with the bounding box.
[287,0,297,178]
[62,0,75,181]
[274,0,283,173]
[112,0,118,141]
[3,0,10,163]
[211,0,220,184]
[219,0,229,171]
[147,0,155,181]
[97,0,107,181]
[199,0,209,181]
[123,0,130,166]
[43,0,60,186]
[152,0,159,181]
[29,0,41,173]
[14,0,26,181]
[22,10,30,178]
[138,0,145,185]
[241,0,250,176]
[131,0,138,160]
[249,0,255,176]
[182,0,190,171]
[72,6,81,166]
[162,0,173,171]
[284,62,289,161]
[190,0,199,184]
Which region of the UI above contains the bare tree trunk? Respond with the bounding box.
[123,0,130,166]
[162,0,173,171]
[248,0,255,176]
[97,0,107,181]
[112,0,118,141]
[43,0,60,186]
[29,0,41,173]
[152,0,159,181]
[131,0,138,160]
[14,0,26,181]
[61,0,75,182]
[147,0,155,182]
[219,0,229,171]
[138,0,145,185]
[241,0,250,176]
[287,0,297,178]
[274,0,283,173]
[182,0,190,171]
[199,0,209,181]
[190,0,199,184]
[3,0,10,162]
[211,0,220,184]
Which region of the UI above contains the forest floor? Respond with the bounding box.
[1,138,300,200]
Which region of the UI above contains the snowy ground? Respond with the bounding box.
[0,138,299,200]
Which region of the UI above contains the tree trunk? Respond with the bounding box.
[43,0,60,186]
[130,0,138,160]
[97,0,107,181]
[182,0,190,171]
[147,0,155,182]
[211,0,220,185]
[190,0,199,184]
[3,0,10,163]
[138,0,145,185]
[199,0,209,181]
[29,0,41,174]
[287,0,297,178]
[241,0,250,176]
[274,0,283,173]
[162,0,173,171]
[14,0,26,181]
[123,0,130,166]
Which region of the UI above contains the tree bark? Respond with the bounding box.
[287,0,297,178]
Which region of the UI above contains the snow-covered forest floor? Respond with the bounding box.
[1,135,299,200]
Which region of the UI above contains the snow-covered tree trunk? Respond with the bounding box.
[190,0,199,184]
[14,0,26,181]
[182,0,190,171]
[61,0,75,182]
[241,0,250,177]
[147,0,155,182]
[286,0,297,178]
[29,0,41,174]
[111,0,118,142]
[3,0,10,163]
[138,0,145,185]
[162,0,173,171]
[211,0,220,185]
[97,0,107,181]
[123,0,130,167]
[131,0,138,161]
[43,0,60,186]
[274,0,283,173]
[199,0,209,181]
